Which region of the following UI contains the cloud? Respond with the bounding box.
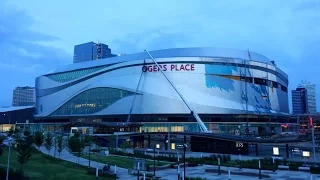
[0,1,72,106]
[2,0,320,111]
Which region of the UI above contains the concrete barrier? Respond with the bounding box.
[298,166,310,172]
[278,165,289,170]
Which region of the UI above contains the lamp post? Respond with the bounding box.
[137,161,140,180]
[6,136,13,180]
[177,153,181,180]
[183,144,186,178]
[309,116,316,164]
[153,144,156,177]
[88,143,91,168]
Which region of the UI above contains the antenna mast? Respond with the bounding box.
[144,50,210,133]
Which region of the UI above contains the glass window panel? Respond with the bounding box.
[50,87,136,116]
[46,65,108,83]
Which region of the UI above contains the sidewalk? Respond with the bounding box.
[156,164,320,180]
[38,146,134,179]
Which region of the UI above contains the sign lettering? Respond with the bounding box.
[142,64,195,72]
[236,142,243,148]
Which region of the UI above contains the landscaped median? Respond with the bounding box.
[0,147,114,180]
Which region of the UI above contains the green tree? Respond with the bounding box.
[120,140,131,153]
[7,127,14,137]
[14,127,20,137]
[15,130,33,170]
[34,131,44,151]
[44,133,53,154]
[57,135,65,158]
[68,135,85,164]
[107,135,116,152]
[0,135,5,156]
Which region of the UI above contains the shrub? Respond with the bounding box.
[188,163,198,167]
[185,177,207,180]
[210,154,217,161]
[87,168,118,179]
[289,163,301,171]
[227,155,231,162]
[132,172,153,177]
[310,166,320,174]
[0,167,31,180]
[222,155,228,163]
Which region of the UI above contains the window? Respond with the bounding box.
[50,87,137,116]
[46,65,108,83]
[272,81,278,88]
[281,85,288,92]
[254,78,267,86]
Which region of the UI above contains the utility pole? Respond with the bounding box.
[245,51,251,136]
[310,116,316,164]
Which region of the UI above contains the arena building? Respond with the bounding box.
[35,47,290,135]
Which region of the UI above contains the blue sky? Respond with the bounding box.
[0,0,320,111]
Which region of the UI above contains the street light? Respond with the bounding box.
[6,136,13,180]
[183,143,187,179]
[153,144,156,177]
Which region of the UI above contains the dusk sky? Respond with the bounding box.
[1,0,320,111]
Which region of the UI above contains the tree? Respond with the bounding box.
[44,133,53,155]
[34,131,44,151]
[120,140,131,153]
[57,135,65,158]
[0,135,5,156]
[14,128,20,137]
[7,127,14,137]
[15,131,33,170]
[107,135,116,152]
[68,135,85,164]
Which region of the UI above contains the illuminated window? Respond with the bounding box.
[50,87,136,116]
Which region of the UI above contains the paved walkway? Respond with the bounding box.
[157,165,320,180]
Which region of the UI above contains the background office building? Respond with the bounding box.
[297,81,317,113]
[292,88,308,114]
[73,41,116,63]
[12,86,35,106]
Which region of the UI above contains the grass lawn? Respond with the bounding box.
[0,148,112,180]
[82,154,172,169]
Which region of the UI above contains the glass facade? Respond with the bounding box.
[46,66,107,83]
[50,87,135,116]
[292,88,308,114]
[140,122,282,135]
[73,42,97,63]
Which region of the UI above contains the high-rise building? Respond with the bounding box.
[73,42,115,63]
[292,87,308,114]
[297,81,317,113]
[12,86,35,106]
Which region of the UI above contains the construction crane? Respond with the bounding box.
[144,50,210,133]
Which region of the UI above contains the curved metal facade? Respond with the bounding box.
[35,47,289,118]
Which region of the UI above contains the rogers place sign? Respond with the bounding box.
[142,64,195,72]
